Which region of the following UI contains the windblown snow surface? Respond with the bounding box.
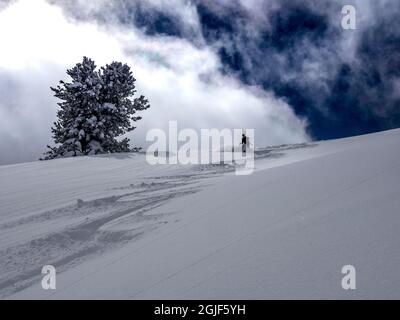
[1,129,400,299]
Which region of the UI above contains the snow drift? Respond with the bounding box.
[1,129,400,299]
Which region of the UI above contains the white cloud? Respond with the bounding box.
[0,0,309,165]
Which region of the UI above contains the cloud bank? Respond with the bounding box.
[2,0,399,165]
[0,0,309,165]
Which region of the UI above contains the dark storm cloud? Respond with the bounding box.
[319,0,400,138]
[49,0,201,39]
[191,0,400,139]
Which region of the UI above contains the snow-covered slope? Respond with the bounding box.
[1,129,400,299]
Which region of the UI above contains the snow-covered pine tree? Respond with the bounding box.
[42,57,150,160]
[97,61,150,153]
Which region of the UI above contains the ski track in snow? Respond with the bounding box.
[0,143,313,298]
[0,173,208,298]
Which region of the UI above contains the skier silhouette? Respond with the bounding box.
[241,133,250,154]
